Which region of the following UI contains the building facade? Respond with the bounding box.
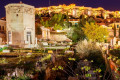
[5,2,35,47]
[0,19,6,43]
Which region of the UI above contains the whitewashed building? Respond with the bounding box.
[5,2,35,48]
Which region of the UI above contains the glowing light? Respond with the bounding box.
[56,30,61,32]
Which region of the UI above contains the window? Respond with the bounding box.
[27,32,32,44]
[117,25,119,28]
[0,26,1,30]
[2,26,4,30]
[16,14,18,16]
[75,23,78,25]
[8,31,12,44]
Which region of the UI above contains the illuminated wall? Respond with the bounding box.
[35,4,119,19]
[0,20,6,42]
[5,3,35,47]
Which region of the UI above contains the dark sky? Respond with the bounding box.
[0,0,120,18]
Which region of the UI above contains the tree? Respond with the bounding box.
[109,14,114,18]
[35,23,42,35]
[40,13,65,30]
[67,15,95,43]
[53,24,63,30]
[61,12,73,29]
[114,24,116,37]
[35,13,41,20]
[82,22,108,42]
[40,18,50,28]
[119,27,120,38]
[67,24,86,43]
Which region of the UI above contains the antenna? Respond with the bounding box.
[49,0,51,6]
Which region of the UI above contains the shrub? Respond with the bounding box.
[40,54,51,62]
[109,49,120,58]
[76,40,107,79]
[75,40,101,58]
[0,58,8,64]
[116,59,120,65]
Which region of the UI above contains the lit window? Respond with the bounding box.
[27,32,32,44]
[117,25,119,28]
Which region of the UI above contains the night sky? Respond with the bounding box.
[0,0,120,18]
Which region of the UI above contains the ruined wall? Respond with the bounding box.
[50,32,69,41]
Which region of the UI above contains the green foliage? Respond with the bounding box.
[84,66,91,71]
[87,17,96,23]
[107,56,112,60]
[68,58,76,61]
[53,24,63,30]
[93,68,102,73]
[0,58,8,64]
[82,22,108,42]
[41,19,50,28]
[113,57,118,61]
[58,66,64,70]
[52,66,63,71]
[81,65,91,72]
[85,73,91,77]
[67,16,96,43]
[35,13,41,19]
[40,13,65,30]
[116,59,120,65]
[52,66,58,71]
[36,24,42,35]
[40,54,51,62]
[0,47,13,52]
[87,51,106,76]
[76,40,106,75]
[2,47,8,50]
[68,24,86,43]
[115,75,120,79]
[0,48,2,52]
[90,60,93,62]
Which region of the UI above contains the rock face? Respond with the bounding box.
[5,2,35,48]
